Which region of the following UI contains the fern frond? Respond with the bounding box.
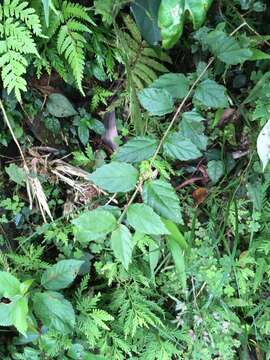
[57,21,86,94]
[62,1,95,24]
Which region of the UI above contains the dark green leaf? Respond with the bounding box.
[115,137,158,163]
[72,209,117,243]
[207,160,224,183]
[206,30,252,65]
[131,0,161,45]
[90,162,139,193]
[138,88,174,116]
[179,111,208,150]
[41,259,84,290]
[33,291,75,334]
[150,73,189,99]
[127,203,170,235]
[194,79,229,108]
[143,179,182,223]
[164,132,202,160]
[111,225,134,270]
[46,93,77,118]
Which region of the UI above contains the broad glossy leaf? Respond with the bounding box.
[179,111,208,150]
[111,225,134,270]
[33,291,75,334]
[90,162,138,193]
[143,179,182,223]
[131,0,161,45]
[206,30,252,65]
[127,203,170,235]
[164,132,201,161]
[115,136,158,163]
[207,160,224,183]
[46,93,77,118]
[257,119,270,171]
[72,209,117,243]
[194,79,229,109]
[138,88,174,116]
[150,73,189,99]
[158,0,185,49]
[185,0,213,29]
[0,271,20,297]
[41,259,84,290]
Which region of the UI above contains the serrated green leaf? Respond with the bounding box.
[115,137,158,163]
[111,225,134,270]
[46,93,77,118]
[33,291,75,334]
[72,209,117,243]
[164,132,201,161]
[185,0,213,29]
[150,73,189,100]
[41,259,84,290]
[158,0,185,49]
[5,164,26,186]
[138,88,174,116]
[89,162,138,193]
[206,30,252,65]
[194,79,229,108]
[0,295,28,334]
[179,110,208,150]
[127,203,170,235]
[207,160,224,183]
[0,271,20,297]
[142,179,182,223]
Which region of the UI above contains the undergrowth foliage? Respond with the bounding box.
[1,0,270,359]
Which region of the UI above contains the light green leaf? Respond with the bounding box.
[115,137,158,163]
[131,0,161,45]
[207,160,224,183]
[127,203,170,235]
[89,162,138,193]
[150,73,189,99]
[164,132,201,161]
[5,164,26,186]
[194,79,229,108]
[179,110,208,150]
[142,179,182,223]
[185,0,214,29]
[72,209,117,243]
[163,219,189,251]
[206,30,252,65]
[33,291,75,334]
[11,296,28,335]
[158,0,185,49]
[138,88,174,116]
[0,295,28,334]
[111,225,134,270]
[166,236,186,291]
[257,119,270,171]
[41,259,84,290]
[46,93,77,118]
[249,49,270,61]
[42,0,51,26]
[0,271,20,297]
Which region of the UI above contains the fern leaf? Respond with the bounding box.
[62,1,95,24]
[123,15,141,43]
[57,22,86,94]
